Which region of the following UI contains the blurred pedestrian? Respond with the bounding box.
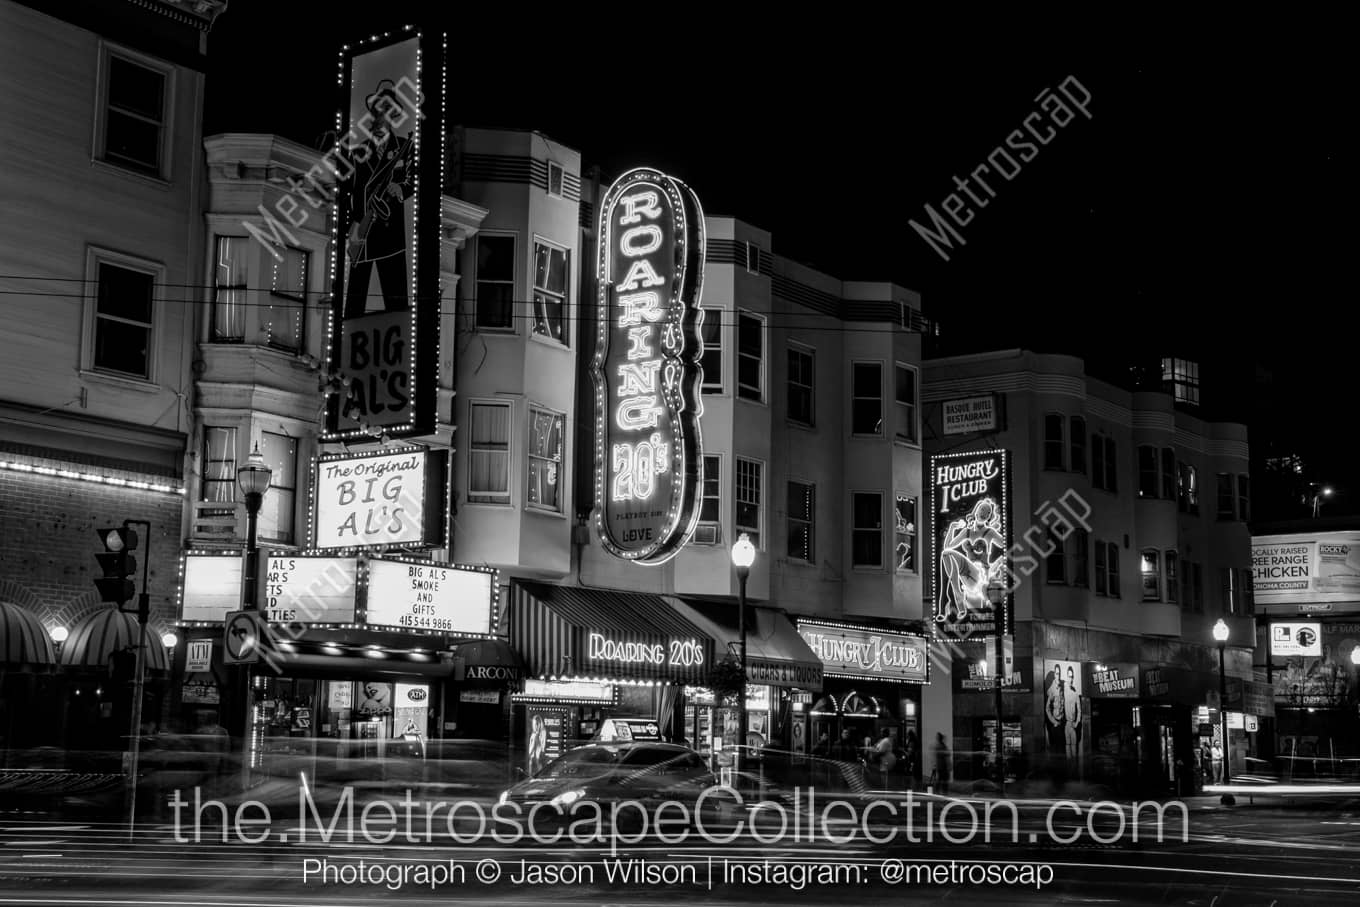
[933,732,951,794]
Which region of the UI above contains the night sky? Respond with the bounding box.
[203,7,1351,516]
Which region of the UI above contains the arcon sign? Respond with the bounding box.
[591,167,706,565]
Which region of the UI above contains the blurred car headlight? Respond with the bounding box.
[550,788,586,808]
[497,790,509,806]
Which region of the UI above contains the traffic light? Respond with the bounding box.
[94,526,138,605]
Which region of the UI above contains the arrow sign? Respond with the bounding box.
[223,610,265,664]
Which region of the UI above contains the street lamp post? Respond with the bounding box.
[235,443,272,789]
[1212,618,1232,804]
[731,534,755,785]
[986,579,1007,796]
[1310,484,1334,519]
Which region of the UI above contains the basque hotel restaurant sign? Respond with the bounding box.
[324,30,445,440]
[312,447,447,550]
[591,167,706,565]
[931,449,1010,641]
[797,622,928,684]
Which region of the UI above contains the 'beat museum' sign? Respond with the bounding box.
[591,167,706,565]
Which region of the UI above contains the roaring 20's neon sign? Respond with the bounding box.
[591,168,706,564]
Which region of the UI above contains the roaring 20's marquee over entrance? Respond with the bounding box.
[591,168,706,564]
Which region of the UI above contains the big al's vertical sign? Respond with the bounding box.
[591,168,706,564]
[931,449,1010,641]
[324,31,444,440]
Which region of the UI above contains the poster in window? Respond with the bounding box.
[526,707,568,777]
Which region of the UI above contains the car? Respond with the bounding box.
[497,741,726,836]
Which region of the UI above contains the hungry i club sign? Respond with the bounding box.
[591,168,706,564]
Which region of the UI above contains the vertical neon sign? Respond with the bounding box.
[592,168,705,564]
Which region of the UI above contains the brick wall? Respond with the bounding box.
[0,463,185,639]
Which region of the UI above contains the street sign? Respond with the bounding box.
[223,610,264,664]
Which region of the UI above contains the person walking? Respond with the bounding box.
[1211,740,1225,784]
[872,729,897,789]
[932,732,951,794]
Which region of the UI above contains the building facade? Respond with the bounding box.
[922,350,1260,795]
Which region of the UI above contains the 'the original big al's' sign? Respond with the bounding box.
[312,448,447,549]
[591,167,706,565]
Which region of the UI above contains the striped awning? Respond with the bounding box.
[59,608,168,672]
[668,598,824,692]
[511,582,715,684]
[0,601,56,666]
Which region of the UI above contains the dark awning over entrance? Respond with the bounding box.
[61,608,167,672]
[669,598,823,692]
[511,582,714,684]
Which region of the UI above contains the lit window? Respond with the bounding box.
[211,236,248,342]
[786,481,814,563]
[475,235,515,330]
[852,492,883,568]
[736,458,762,548]
[527,406,564,512]
[469,402,510,504]
[1141,549,1161,602]
[851,362,882,435]
[894,494,917,573]
[532,241,569,344]
[1178,462,1199,514]
[102,54,165,174]
[258,432,297,545]
[201,427,237,503]
[94,262,155,378]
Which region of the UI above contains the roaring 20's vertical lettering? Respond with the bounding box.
[591,168,706,564]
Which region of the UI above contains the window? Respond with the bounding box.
[737,312,764,401]
[1107,542,1121,598]
[701,309,723,393]
[692,456,722,544]
[531,241,569,344]
[735,459,763,548]
[547,161,564,198]
[1162,357,1200,406]
[102,54,165,174]
[1160,448,1176,500]
[1141,549,1161,601]
[1239,568,1254,615]
[744,241,760,274]
[201,427,237,503]
[895,364,918,442]
[469,402,510,503]
[1047,531,1066,584]
[212,236,248,341]
[1044,414,1065,470]
[1094,541,1107,595]
[851,362,882,435]
[527,407,565,512]
[1220,568,1237,615]
[258,432,297,544]
[1215,473,1235,520]
[474,235,515,330]
[894,494,917,573]
[1070,416,1086,474]
[1139,446,1159,498]
[1178,462,1199,514]
[786,481,814,563]
[1070,529,1089,587]
[787,347,814,426]
[264,246,308,351]
[1237,475,1251,522]
[852,492,883,568]
[94,261,155,378]
[1165,552,1178,604]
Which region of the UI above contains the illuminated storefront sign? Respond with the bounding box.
[796,622,928,683]
[930,450,1010,641]
[1270,621,1322,657]
[584,631,706,669]
[1083,662,1140,698]
[263,554,357,624]
[324,30,445,440]
[364,557,493,635]
[520,679,616,702]
[180,553,243,622]
[1252,532,1360,608]
[941,394,998,435]
[312,447,447,550]
[591,167,706,565]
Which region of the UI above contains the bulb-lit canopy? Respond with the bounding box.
[161,632,178,649]
[731,533,756,569]
[1212,618,1229,643]
[50,626,69,644]
[236,442,273,497]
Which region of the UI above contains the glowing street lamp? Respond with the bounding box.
[1351,645,1360,667]
[161,632,178,650]
[731,534,756,778]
